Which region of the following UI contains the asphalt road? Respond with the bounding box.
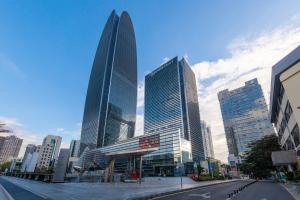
[0,176,51,200]
[152,180,295,200]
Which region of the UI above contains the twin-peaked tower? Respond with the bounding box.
[80,10,137,153]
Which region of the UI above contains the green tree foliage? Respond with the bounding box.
[0,162,11,172]
[239,134,281,178]
[197,164,204,176]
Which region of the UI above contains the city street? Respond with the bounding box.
[152,180,295,200]
[0,176,51,200]
[0,177,296,200]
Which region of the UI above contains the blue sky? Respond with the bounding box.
[1,1,300,162]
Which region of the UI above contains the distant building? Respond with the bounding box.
[69,140,80,157]
[270,46,300,151]
[36,135,62,169]
[23,144,37,162]
[218,78,275,162]
[80,10,137,154]
[0,135,23,164]
[53,148,70,183]
[0,136,5,150]
[200,120,215,159]
[9,158,22,172]
[68,140,80,173]
[144,57,204,162]
[21,152,39,172]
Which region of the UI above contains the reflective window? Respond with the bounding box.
[291,124,300,148]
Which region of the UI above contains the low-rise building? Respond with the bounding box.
[270,46,300,158]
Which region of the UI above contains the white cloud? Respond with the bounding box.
[56,128,65,132]
[0,116,42,159]
[162,57,170,64]
[0,116,81,159]
[137,82,144,109]
[0,54,26,78]
[192,24,300,163]
[134,114,144,137]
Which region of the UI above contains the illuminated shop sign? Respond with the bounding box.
[139,134,160,149]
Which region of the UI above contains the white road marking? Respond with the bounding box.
[189,192,211,198]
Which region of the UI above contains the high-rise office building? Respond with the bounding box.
[270,46,300,151]
[144,57,204,162]
[200,120,215,159]
[0,136,5,149]
[0,135,23,164]
[218,78,275,162]
[69,140,80,157]
[23,144,37,161]
[80,10,137,154]
[36,135,62,169]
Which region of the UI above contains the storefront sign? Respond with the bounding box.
[139,134,160,149]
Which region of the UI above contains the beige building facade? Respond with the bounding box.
[0,135,23,164]
[270,46,300,155]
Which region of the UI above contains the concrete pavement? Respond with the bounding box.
[0,176,52,200]
[153,180,295,200]
[0,176,239,200]
[3,176,292,200]
[283,182,300,200]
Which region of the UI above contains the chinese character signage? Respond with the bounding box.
[139,134,160,149]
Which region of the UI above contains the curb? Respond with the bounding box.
[0,184,14,200]
[281,183,300,200]
[127,179,242,200]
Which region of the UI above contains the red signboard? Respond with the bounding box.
[139,134,160,149]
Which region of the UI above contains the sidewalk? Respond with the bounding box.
[1,176,240,200]
[283,182,300,200]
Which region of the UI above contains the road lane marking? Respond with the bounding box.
[189,192,211,198]
[1,177,48,199]
[0,184,14,200]
[150,180,244,200]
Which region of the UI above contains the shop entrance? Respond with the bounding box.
[154,165,175,176]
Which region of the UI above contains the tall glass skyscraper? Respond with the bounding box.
[200,120,215,159]
[144,57,204,162]
[80,10,137,154]
[218,78,274,162]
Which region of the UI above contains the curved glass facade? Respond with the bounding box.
[80,10,137,154]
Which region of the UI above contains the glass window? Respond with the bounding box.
[278,84,285,105]
[284,101,293,123]
[285,136,294,150]
[291,124,300,148]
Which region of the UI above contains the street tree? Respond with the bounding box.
[239,134,281,179]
